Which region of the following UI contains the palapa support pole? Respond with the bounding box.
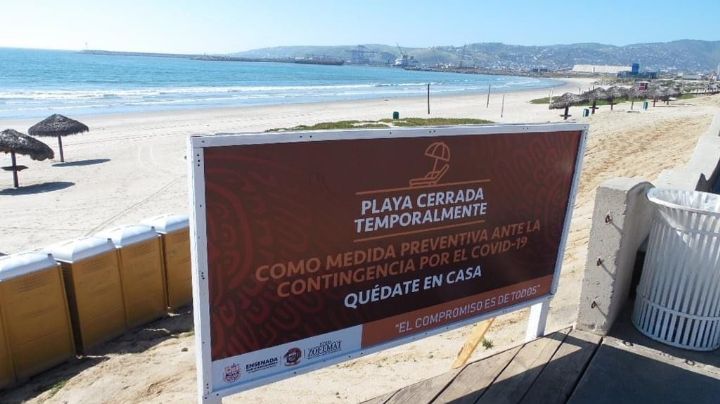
[609,99,614,111]
[452,318,495,369]
[500,94,505,118]
[486,84,491,108]
[653,98,657,107]
[561,106,570,120]
[10,151,19,188]
[590,100,599,114]
[57,135,65,162]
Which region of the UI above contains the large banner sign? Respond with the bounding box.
[188,123,587,401]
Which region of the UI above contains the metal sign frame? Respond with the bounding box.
[188,123,588,403]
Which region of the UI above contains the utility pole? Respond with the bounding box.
[427,83,430,115]
[486,84,491,108]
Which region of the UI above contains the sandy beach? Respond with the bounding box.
[2,77,719,403]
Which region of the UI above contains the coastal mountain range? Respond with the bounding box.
[233,40,720,73]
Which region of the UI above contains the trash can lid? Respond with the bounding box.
[46,237,115,263]
[0,251,58,281]
[97,224,158,247]
[141,214,189,234]
[648,188,720,216]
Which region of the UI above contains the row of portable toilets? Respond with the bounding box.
[0,214,191,390]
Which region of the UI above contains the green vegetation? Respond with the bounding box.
[266,120,389,132]
[378,117,492,126]
[482,338,494,349]
[266,117,492,132]
[529,96,554,104]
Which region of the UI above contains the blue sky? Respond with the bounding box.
[1,0,718,53]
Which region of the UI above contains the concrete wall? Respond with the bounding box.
[656,112,720,191]
[576,178,654,335]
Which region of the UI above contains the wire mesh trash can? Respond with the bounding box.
[0,252,75,381]
[98,225,167,328]
[633,188,720,351]
[142,214,192,311]
[47,237,126,353]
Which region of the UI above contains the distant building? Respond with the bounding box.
[616,63,658,80]
[618,71,658,79]
[677,72,703,80]
[572,64,632,74]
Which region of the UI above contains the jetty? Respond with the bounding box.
[81,50,344,66]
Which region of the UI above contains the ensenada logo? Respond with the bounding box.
[306,340,342,360]
[283,347,302,366]
[245,357,279,373]
[223,363,241,383]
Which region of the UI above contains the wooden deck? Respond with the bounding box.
[364,307,720,404]
[364,328,601,404]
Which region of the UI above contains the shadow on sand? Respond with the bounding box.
[0,181,75,195]
[52,158,110,167]
[0,308,193,402]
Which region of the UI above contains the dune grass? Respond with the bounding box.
[266,117,493,132]
[378,117,492,126]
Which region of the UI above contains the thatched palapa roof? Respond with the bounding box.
[550,92,585,109]
[28,114,89,137]
[0,129,54,160]
[583,87,610,101]
[605,86,628,99]
[647,86,670,100]
[626,87,646,99]
[667,86,682,98]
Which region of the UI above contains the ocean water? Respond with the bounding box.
[0,48,559,119]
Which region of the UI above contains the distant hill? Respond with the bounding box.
[232,40,720,73]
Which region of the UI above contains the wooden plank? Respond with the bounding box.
[518,329,602,404]
[452,318,495,369]
[475,328,570,404]
[432,345,522,404]
[362,389,399,404]
[385,369,461,404]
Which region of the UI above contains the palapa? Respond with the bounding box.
[647,86,667,100]
[549,92,584,121]
[626,87,646,110]
[627,87,646,100]
[605,86,627,110]
[581,88,608,114]
[605,86,627,99]
[0,129,54,188]
[28,114,89,162]
[583,87,610,101]
[549,92,584,109]
[667,86,682,98]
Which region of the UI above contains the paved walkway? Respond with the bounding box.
[364,308,720,404]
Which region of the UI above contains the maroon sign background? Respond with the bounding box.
[203,131,582,361]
